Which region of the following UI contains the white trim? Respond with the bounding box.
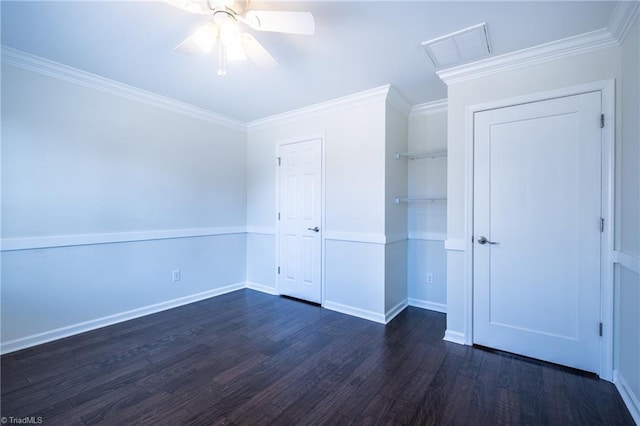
[437,29,618,85]
[464,101,475,346]
[464,79,616,379]
[408,298,447,314]
[408,232,446,242]
[246,227,276,236]
[614,370,640,425]
[385,299,408,323]
[600,79,616,382]
[410,99,448,117]
[323,232,409,245]
[444,239,466,251]
[324,232,387,244]
[443,330,466,345]
[245,281,279,296]
[0,46,245,131]
[614,251,640,275]
[607,0,640,44]
[322,300,386,324]
[248,86,390,130]
[0,227,246,251]
[0,283,245,355]
[385,233,408,244]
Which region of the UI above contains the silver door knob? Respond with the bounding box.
[477,236,497,245]
[307,226,320,232]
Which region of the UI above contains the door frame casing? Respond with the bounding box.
[275,134,326,304]
[463,79,615,380]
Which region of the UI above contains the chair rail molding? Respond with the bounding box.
[1,227,246,251]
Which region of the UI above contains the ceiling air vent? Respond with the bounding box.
[422,23,491,68]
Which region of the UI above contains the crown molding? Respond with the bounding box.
[608,0,640,44]
[410,99,447,117]
[437,28,619,85]
[386,85,412,117]
[247,85,391,130]
[1,46,246,131]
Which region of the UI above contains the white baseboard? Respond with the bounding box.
[408,298,447,313]
[443,329,466,345]
[385,299,408,323]
[0,282,245,355]
[245,281,278,295]
[614,370,640,425]
[322,300,386,324]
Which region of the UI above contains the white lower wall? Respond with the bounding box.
[407,238,447,313]
[614,259,640,424]
[324,239,386,323]
[1,233,246,352]
[247,233,410,324]
[445,248,466,344]
[246,231,277,294]
[385,240,408,320]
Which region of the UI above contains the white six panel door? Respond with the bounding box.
[473,92,602,373]
[277,139,322,303]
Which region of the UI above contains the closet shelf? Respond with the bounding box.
[394,149,447,160]
[395,197,447,204]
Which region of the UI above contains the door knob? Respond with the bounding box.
[307,226,320,233]
[477,236,497,245]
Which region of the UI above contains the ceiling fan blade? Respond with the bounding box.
[175,23,218,55]
[244,10,315,35]
[164,0,209,14]
[241,33,277,68]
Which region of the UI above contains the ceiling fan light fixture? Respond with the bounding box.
[219,19,246,61]
[244,10,315,35]
[172,0,313,75]
[192,23,217,53]
[208,0,236,10]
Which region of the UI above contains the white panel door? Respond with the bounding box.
[473,91,602,373]
[277,138,322,303]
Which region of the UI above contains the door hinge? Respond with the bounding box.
[600,217,604,233]
[278,212,281,220]
[277,266,281,275]
[599,322,603,337]
[600,114,604,128]
[277,157,281,166]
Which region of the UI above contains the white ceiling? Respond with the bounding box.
[1,1,617,122]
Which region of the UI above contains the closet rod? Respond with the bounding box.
[395,197,447,204]
[394,149,447,160]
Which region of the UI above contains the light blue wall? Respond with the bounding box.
[1,235,246,343]
[406,107,447,311]
[614,13,640,423]
[1,60,451,352]
[1,63,248,351]
[246,95,391,322]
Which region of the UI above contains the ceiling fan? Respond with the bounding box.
[167,0,315,77]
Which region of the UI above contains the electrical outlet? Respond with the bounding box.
[172,269,181,282]
[426,273,434,284]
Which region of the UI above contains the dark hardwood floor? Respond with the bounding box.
[1,289,634,425]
